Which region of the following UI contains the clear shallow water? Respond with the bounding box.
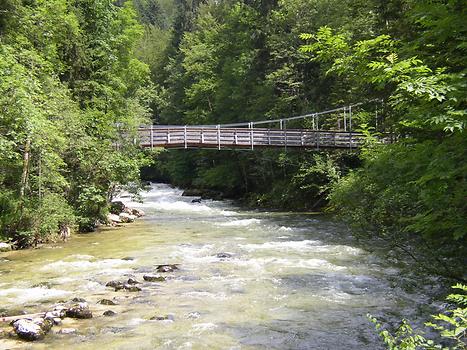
[0,183,439,349]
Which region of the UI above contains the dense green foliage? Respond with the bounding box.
[0,0,152,245]
[369,284,467,349]
[143,0,466,278]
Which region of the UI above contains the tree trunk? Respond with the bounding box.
[20,138,31,199]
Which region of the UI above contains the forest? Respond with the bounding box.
[0,0,465,347]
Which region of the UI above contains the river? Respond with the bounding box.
[0,183,442,349]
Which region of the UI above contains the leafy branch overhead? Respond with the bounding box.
[299,28,466,133]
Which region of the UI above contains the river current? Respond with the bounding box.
[0,183,441,349]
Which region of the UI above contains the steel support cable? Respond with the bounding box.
[144,99,382,130]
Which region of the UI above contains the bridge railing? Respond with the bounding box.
[138,126,371,150]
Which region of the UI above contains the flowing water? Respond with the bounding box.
[0,184,442,349]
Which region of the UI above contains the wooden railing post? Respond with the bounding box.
[150,127,154,150]
[343,107,347,131]
[217,124,221,150]
[349,105,352,150]
[284,119,287,151]
[184,125,187,149]
[249,122,254,150]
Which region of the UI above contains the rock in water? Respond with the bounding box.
[103,310,116,317]
[106,213,121,224]
[156,264,179,273]
[65,303,92,319]
[143,275,166,282]
[127,278,140,285]
[119,213,137,223]
[114,283,141,292]
[12,318,53,341]
[150,314,174,321]
[131,208,145,217]
[71,297,86,303]
[98,299,118,306]
[0,242,12,252]
[57,328,76,335]
[106,280,124,289]
[216,252,233,259]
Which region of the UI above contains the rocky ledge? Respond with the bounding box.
[106,201,145,226]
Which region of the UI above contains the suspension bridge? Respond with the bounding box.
[137,101,388,150]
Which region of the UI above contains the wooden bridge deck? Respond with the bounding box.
[138,126,368,150]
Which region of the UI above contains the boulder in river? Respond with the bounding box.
[143,274,166,282]
[98,299,118,306]
[107,213,121,224]
[131,208,145,217]
[103,310,117,317]
[12,318,53,341]
[127,278,140,285]
[215,252,233,259]
[119,213,137,223]
[150,314,174,321]
[156,264,179,273]
[0,242,12,252]
[110,201,126,214]
[106,280,124,289]
[114,283,141,292]
[65,303,92,319]
[71,297,86,303]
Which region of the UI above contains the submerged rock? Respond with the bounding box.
[186,311,201,319]
[150,314,174,321]
[12,318,53,341]
[114,283,141,292]
[121,256,135,261]
[156,264,179,273]
[57,328,77,335]
[215,252,233,259]
[103,310,117,317]
[71,297,86,303]
[127,278,140,285]
[65,303,92,319]
[98,299,118,306]
[106,280,124,289]
[143,274,166,282]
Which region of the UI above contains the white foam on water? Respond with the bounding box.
[217,218,262,227]
[69,254,95,260]
[191,323,218,333]
[117,183,238,217]
[239,240,320,252]
[127,318,146,326]
[182,291,230,300]
[40,258,133,273]
[235,257,346,272]
[0,287,71,304]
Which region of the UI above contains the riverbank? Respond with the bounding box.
[0,183,448,349]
